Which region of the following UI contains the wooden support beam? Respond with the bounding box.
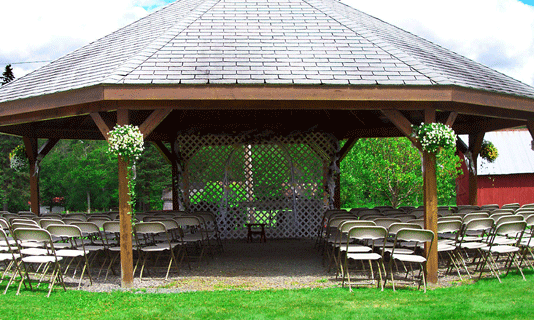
[170,141,181,211]
[139,109,172,139]
[152,141,173,165]
[116,110,133,288]
[445,111,458,127]
[339,138,358,162]
[380,109,422,150]
[23,137,40,216]
[90,112,111,141]
[423,108,438,284]
[38,138,59,157]
[468,131,485,206]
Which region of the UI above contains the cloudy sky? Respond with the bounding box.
[1,0,533,87]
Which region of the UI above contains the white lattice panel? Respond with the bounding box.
[176,133,337,239]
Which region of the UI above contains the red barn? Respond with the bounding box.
[457,129,534,207]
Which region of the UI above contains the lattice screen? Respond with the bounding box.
[176,132,337,239]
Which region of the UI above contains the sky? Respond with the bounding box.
[1,0,533,87]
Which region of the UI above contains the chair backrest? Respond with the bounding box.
[463,218,494,233]
[156,219,180,232]
[494,221,526,239]
[71,221,101,235]
[11,222,41,230]
[347,226,388,242]
[66,213,87,221]
[338,220,375,234]
[134,222,166,235]
[62,218,85,225]
[438,216,462,222]
[174,216,202,227]
[46,224,83,238]
[373,218,402,229]
[102,221,121,233]
[495,215,524,227]
[39,219,65,229]
[524,214,534,227]
[462,212,490,224]
[14,227,52,243]
[0,218,9,230]
[12,218,38,225]
[437,220,462,234]
[395,228,435,244]
[388,222,423,235]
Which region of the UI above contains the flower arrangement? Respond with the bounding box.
[107,124,144,161]
[9,144,28,171]
[411,122,457,153]
[480,140,498,163]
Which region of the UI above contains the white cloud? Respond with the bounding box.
[1,1,159,77]
[341,0,534,86]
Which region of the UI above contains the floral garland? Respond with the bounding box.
[108,124,144,221]
[480,140,498,163]
[9,144,28,171]
[411,122,457,153]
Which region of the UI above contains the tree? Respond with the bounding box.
[1,64,15,85]
[340,137,462,208]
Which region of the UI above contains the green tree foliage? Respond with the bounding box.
[1,64,15,85]
[0,134,30,212]
[134,142,171,211]
[39,140,172,213]
[341,137,462,208]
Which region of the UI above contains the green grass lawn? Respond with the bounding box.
[1,271,533,320]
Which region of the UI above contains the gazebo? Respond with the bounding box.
[1,0,534,287]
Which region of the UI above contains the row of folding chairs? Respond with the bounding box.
[323,218,436,292]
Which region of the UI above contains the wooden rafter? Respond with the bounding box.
[445,111,458,127]
[90,112,111,141]
[380,109,422,150]
[139,109,172,139]
[339,138,358,162]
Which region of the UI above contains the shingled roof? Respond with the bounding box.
[1,0,534,104]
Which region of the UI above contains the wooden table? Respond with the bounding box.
[246,223,267,243]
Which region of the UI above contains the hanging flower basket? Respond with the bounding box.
[411,122,457,153]
[480,140,498,163]
[9,144,28,171]
[107,124,144,161]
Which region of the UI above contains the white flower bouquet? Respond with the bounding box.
[411,122,457,153]
[9,144,27,171]
[107,124,145,161]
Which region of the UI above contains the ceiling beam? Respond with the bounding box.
[380,109,421,150]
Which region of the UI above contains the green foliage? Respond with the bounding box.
[341,137,461,208]
[134,142,171,211]
[40,140,119,212]
[0,134,30,211]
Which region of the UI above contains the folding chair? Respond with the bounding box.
[342,226,388,291]
[477,221,526,282]
[174,216,208,265]
[0,228,21,294]
[13,228,66,297]
[385,228,435,292]
[133,222,181,280]
[46,224,93,288]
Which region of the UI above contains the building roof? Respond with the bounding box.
[1,0,534,104]
[478,129,534,176]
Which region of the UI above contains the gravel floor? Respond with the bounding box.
[63,238,468,293]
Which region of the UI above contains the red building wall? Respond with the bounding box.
[477,173,534,207]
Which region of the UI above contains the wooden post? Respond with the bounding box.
[117,109,133,288]
[423,109,438,284]
[468,132,485,206]
[23,137,39,215]
[170,141,180,211]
